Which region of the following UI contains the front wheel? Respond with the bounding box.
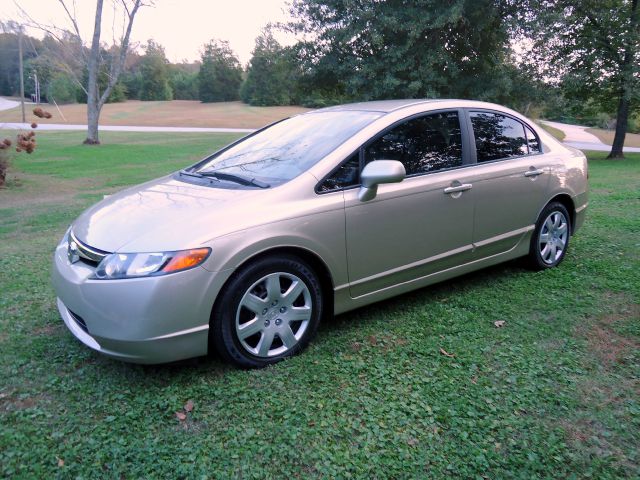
[210,255,323,368]
[527,202,571,270]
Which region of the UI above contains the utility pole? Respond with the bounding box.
[18,25,25,123]
[34,72,39,104]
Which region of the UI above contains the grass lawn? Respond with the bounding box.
[0,100,309,129]
[0,134,638,478]
[587,128,640,148]
[538,122,566,141]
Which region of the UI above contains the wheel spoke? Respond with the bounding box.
[241,293,267,314]
[544,217,554,232]
[539,232,550,244]
[237,319,263,340]
[557,237,566,250]
[540,243,550,260]
[557,223,567,235]
[257,330,275,357]
[265,274,281,301]
[552,213,561,228]
[288,306,312,322]
[279,326,297,348]
[549,243,557,261]
[282,280,304,304]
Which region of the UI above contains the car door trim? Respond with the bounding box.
[472,225,534,250]
[348,243,474,289]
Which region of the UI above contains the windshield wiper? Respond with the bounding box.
[199,171,270,189]
[179,169,212,180]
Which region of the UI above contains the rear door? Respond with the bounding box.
[465,110,552,258]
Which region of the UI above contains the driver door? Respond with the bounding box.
[343,111,476,298]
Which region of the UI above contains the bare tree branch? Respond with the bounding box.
[98,0,143,106]
[57,1,83,45]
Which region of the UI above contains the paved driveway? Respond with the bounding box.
[0,97,20,112]
[541,120,640,153]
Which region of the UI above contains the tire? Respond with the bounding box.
[527,201,571,270]
[210,255,323,368]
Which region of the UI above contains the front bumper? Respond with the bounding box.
[52,238,230,364]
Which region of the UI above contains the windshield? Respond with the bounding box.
[194,111,382,185]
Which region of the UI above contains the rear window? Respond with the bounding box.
[470,111,529,162]
[195,111,382,185]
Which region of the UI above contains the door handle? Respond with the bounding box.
[443,183,472,194]
[524,168,544,177]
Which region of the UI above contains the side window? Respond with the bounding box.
[526,125,541,154]
[364,111,463,175]
[470,112,528,162]
[317,152,360,192]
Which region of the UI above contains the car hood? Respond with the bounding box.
[71,175,270,252]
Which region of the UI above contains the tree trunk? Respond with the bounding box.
[607,0,638,159]
[608,93,629,159]
[86,102,101,145]
[84,0,104,145]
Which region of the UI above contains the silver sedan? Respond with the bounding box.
[52,99,588,367]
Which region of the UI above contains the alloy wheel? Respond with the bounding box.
[235,272,312,357]
[538,210,569,265]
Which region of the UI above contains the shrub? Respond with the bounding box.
[594,112,615,130]
[628,112,640,134]
[46,73,77,104]
[0,145,9,187]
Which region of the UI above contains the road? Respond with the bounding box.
[1,98,638,150]
[0,122,254,134]
[0,97,21,112]
[541,120,640,153]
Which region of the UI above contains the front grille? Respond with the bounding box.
[68,309,88,333]
[68,231,110,267]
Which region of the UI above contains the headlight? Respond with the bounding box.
[59,226,72,247]
[93,248,211,280]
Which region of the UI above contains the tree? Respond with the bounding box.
[515,0,639,158]
[288,0,520,103]
[169,63,199,100]
[19,0,148,144]
[0,29,40,96]
[83,0,146,143]
[241,29,300,106]
[139,40,172,101]
[198,39,243,102]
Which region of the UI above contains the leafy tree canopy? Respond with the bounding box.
[513,0,639,156]
[198,39,242,103]
[139,39,173,101]
[288,0,519,102]
[241,28,300,106]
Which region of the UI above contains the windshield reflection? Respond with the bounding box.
[196,111,382,185]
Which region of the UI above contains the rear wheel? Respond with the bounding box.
[527,202,571,270]
[210,255,323,368]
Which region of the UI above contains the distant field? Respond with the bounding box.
[587,128,640,148]
[0,100,309,129]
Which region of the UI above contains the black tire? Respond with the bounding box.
[527,201,571,270]
[210,254,323,368]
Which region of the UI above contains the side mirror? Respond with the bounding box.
[358,160,406,201]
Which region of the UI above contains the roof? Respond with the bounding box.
[314,99,455,113]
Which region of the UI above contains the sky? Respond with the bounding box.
[0,0,297,65]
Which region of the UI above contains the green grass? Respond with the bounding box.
[0,135,638,478]
[3,130,241,187]
[538,122,567,141]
